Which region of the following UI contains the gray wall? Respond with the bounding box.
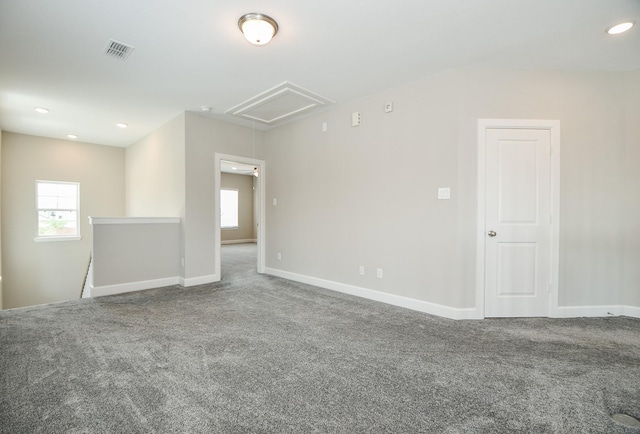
[264,67,639,310]
[221,172,255,242]
[1,132,125,308]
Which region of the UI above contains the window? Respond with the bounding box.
[220,189,238,229]
[36,181,80,241]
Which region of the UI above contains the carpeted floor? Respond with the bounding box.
[1,243,639,433]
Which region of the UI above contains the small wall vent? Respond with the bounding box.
[104,39,135,60]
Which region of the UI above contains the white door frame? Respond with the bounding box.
[475,119,561,318]
[214,153,266,278]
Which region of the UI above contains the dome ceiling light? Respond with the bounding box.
[238,13,278,46]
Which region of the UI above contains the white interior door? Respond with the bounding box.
[484,128,552,317]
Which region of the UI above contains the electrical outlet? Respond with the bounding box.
[277,252,282,260]
[359,265,365,275]
[376,268,383,279]
[351,112,361,127]
[384,102,393,113]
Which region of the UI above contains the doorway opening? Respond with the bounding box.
[214,153,266,281]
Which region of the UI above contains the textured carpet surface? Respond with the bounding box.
[1,243,640,433]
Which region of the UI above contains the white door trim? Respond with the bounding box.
[214,153,266,277]
[476,119,560,318]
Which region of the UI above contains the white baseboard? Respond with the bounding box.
[623,305,640,318]
[264,267,482,320]
[179,274,219,287]
[221,239,257,245]
[90,273,221,297]
[552,304,640,319]
[91,276,180,298]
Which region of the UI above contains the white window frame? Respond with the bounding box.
[220,188,239,230]
[34,180,82,242]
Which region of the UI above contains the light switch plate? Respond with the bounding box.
[438,188,451,200]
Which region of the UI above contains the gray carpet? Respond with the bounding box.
[1,243,639,433]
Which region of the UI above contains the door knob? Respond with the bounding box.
[487,230,497,237]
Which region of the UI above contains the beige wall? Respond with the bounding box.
[1,132,125,308]
[457,69,628,308]
[624,70,640,307]
[264,67,637,310]
[0,128,2,309]
[124,112,263,283]
[5,67,635,313]
[125,113,185,217]
[92,221,179,287]
[221,172,255,242]
[183,112,263,280]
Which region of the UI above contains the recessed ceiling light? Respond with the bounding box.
[201,106,212,112]
[116,122,128,128]
[607,21,634,35]
[34,107,49,114]
[67,134,78,139]
[232,167,238,170]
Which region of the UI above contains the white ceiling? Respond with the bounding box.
[0,0,638,147]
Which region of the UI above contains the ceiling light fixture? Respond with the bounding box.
[116,122,128,128]
[67,134,78,139]
[607,21,634,35]
[238,13,278,45]
[34,107,49,114]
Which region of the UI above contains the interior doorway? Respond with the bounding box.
[214,153,266,280]
[476,119,560,318]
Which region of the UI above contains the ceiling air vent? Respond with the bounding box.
[104,39,135,60]
[225,81,334,126]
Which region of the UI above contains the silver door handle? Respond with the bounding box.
[487,230,497,237]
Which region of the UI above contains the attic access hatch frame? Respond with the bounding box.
[225,81,334,125]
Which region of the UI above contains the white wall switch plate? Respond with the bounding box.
[273,198,277,206]
[438,188,451,200]
[277,252,282,260]
[322,121,327,132]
